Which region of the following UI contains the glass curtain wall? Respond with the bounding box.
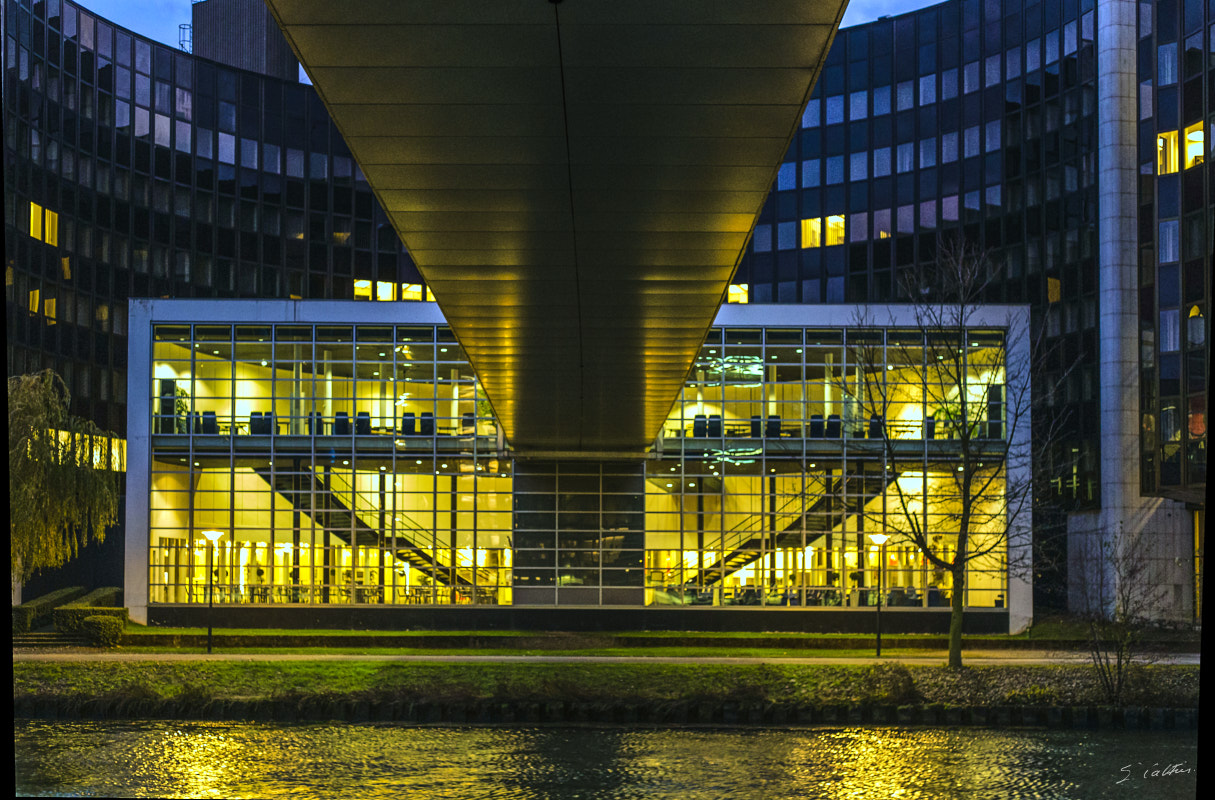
[147,321,1008,610]
[654,326,1009,608]
[148,322,509,606]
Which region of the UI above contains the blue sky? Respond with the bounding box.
[81,0,941,54]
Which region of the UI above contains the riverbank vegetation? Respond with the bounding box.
[13,661,1199,713]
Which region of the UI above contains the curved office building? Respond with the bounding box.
[5,0,1206,628]
[6,0,424,437]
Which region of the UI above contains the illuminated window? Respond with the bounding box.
[44,209,58,246]
[376,281,395,302]
[727,284,749,304]
[60,257,72,280]
[825,215,846,246]
[1047,277,1061,303]
[44,297,57,324]
[425,287,437,302]
[800,217,821,248]
[1157,130,1179,174]
[1188,306,1205,346]
[29,202,42,240]
[28,289,40,314]
[353,279,372,301]
[1183,122,1204,169]
[400,283,424,302]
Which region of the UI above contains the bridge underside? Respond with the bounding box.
[266,0,846,452]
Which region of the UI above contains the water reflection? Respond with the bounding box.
[14,720,1198,799]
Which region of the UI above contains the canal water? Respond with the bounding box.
[14,720,1198,799]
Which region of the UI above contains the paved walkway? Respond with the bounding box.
[12,650,1201,666]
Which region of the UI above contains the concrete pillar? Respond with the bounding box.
[1070,0,1191,621]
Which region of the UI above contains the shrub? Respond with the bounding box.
[864,662,918,705]
[12,585,88,634]
[54,605,129,634]
[80,615,124,648]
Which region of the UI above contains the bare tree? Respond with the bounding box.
[1072,522,1169,705]
[841,240,1071,668]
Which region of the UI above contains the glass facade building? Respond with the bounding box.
[126,300,1030,628]
[5,0,423,439]
[5,0,1206,624]
[737,0,1107,506]
[1134,0,1211,503]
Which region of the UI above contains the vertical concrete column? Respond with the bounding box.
[1095,0,1140,549]
[124,300,154,624]
[1071,0,1190,619]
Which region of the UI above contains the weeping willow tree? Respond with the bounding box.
[9,370,120,588]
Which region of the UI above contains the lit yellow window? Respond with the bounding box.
[44,297,57,324]
[1183,122,1204,169]
[425,287,437,302]
[800,218,822,248]
[727,284,749,304]
[1157,130,1179,174]
[332,231,351,244]
[825,214,846,246]
[1047,277,1061,303]
[44,209,58,246]
[376,281,395,302]
[353,279,372,301]
[29,202,43,241]
[28,289,40,314]
[61,257,72,280]
[400,283,424,301]
[95,304,109,323]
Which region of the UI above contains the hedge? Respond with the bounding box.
[53,586,124,633]
[80,615,124,648]
[12,586,88,634]
[55,606,129,634]
[67,586,123,609]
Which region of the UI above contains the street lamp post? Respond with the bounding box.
[202,530,223,654]
[868,533,890,657]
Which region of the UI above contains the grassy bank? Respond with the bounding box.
[114,646,944,658]
[13,661,1199,711]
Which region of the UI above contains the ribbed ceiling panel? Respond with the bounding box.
[266,0,846,452]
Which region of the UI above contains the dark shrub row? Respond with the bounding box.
[53,587,126,633]
[12,586,87,634]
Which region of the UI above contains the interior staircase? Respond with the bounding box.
[687,470,894,586]
[253,466,472,587]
